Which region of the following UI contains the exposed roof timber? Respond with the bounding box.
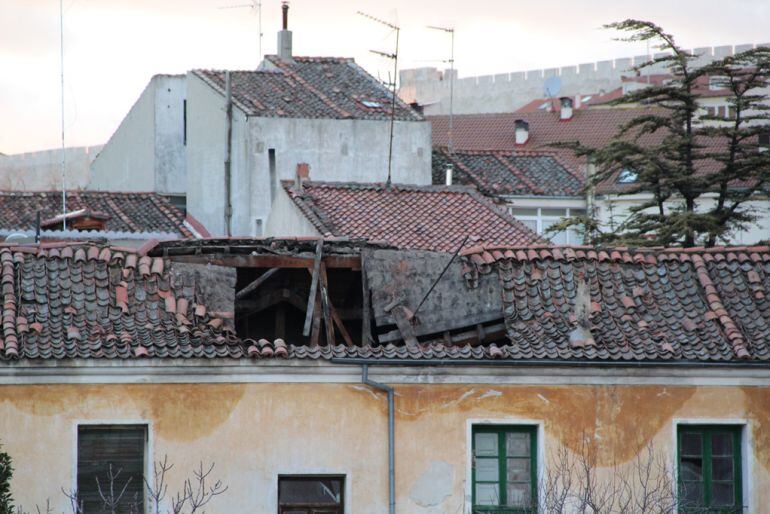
[167,253,361,270]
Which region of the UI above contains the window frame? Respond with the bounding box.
[73,421,152,514]
[471,424,538,513]
[675,422,747,514]
[277,474,345,514]
[507,207,585,245]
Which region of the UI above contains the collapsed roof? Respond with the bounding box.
[0,238,768,364]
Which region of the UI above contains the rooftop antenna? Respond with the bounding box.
[358,10,400,189]
[427,25,454,153]
[219,0,263,64]
[543,75,562,114]
[59,0,67,230]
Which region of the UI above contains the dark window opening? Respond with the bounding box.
[678,425,743,513]
[163,194,187,215]
[269,148,277,202]
[278,476,344,514]
[183,99,187,146]
[77,425,146,514]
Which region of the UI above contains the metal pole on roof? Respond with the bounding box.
[427,25,455,153]
[59,0,67,230]
[358,11,400,188]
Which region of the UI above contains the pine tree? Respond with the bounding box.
[553,20,770,247]
[0,443,13,514]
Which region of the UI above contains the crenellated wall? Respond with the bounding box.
[399,43,770,115]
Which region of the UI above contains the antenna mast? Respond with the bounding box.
[427,25,454,153]
[59,0,67,230]
[358,11,400,188]
[219,1,263,64]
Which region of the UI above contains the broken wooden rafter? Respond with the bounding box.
[303,239,324,337]
[235,267,280,300]
[168,253,360,270]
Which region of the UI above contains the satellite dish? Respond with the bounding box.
[544,76,562,98]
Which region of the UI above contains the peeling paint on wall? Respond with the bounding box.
[409,460,454,507]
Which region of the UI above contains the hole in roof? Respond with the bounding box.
[618,169,639,184]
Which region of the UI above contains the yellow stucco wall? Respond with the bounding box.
[1,382,768,513]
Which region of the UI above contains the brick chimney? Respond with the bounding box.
[514,119,529,145]
[295,162,309,191]
[559,97,574,120]
[277,1,293,61]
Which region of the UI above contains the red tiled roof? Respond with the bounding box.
[433,148,584,197]
[0,191,193,238]
[457,244,770,361]
[194,56,422,121]
[283,181,541,252]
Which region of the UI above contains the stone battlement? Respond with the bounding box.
[399,43,769,115]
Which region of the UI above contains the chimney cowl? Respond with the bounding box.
[559,97,574,120]
[445,164,454,185]
[514,119,529,145]
[277,1,293,60]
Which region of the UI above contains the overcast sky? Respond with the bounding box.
[1,0,768,154]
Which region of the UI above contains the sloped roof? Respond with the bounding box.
[433,148,584,197]
[1,241,769,364]
[193,56,423,121]
[457,245,770,362]
[283,181,541,251]
[0,191,193,238]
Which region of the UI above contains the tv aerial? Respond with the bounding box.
[543,75,562,112]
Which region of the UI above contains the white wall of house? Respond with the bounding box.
[596,194,770,244]
[263,186,321,237]
[0,146,99,190]
[91,75,186,194]
[186,72,432,237]
[504,196,587,244]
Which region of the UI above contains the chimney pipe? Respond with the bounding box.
[277,1,293,60]
[560,97,573,120]
[514,119,529,145]
[445,164,453,185]
[295,162,310,192]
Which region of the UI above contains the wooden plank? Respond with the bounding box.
[303,239,324,337]
[234,267,279,299]
[377,320,506,345]
[310,291,322,346]
[329,302,354,347]
[319,263,335,345]
[360,253,373,346]
[168,254,360,270]
[316,264,354,347]
[391,305,419,348]
[236,289,305,314]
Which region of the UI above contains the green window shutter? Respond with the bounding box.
[472,425,537,514]
[677,425,743,513]
[77,425,146,514]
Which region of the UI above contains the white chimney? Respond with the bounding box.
[560,97,573,120]
[514,119,529,145]
[574,94,582,109]
[445,164,453,185]
[277,1,293,61]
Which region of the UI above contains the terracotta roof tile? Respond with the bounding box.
[433,148,583,197]
[283,181,541,251]
[0,191,192,237]
[194,56,422,122]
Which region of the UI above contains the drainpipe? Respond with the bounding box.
[362,364,395,514]
[224,71,233,236]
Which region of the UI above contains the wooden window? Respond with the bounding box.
[678,425,743,513]
[472,425,537,513]
[77,425,146,514]
[278,476,344,514]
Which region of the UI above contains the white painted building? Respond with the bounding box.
[90,74,187,208]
